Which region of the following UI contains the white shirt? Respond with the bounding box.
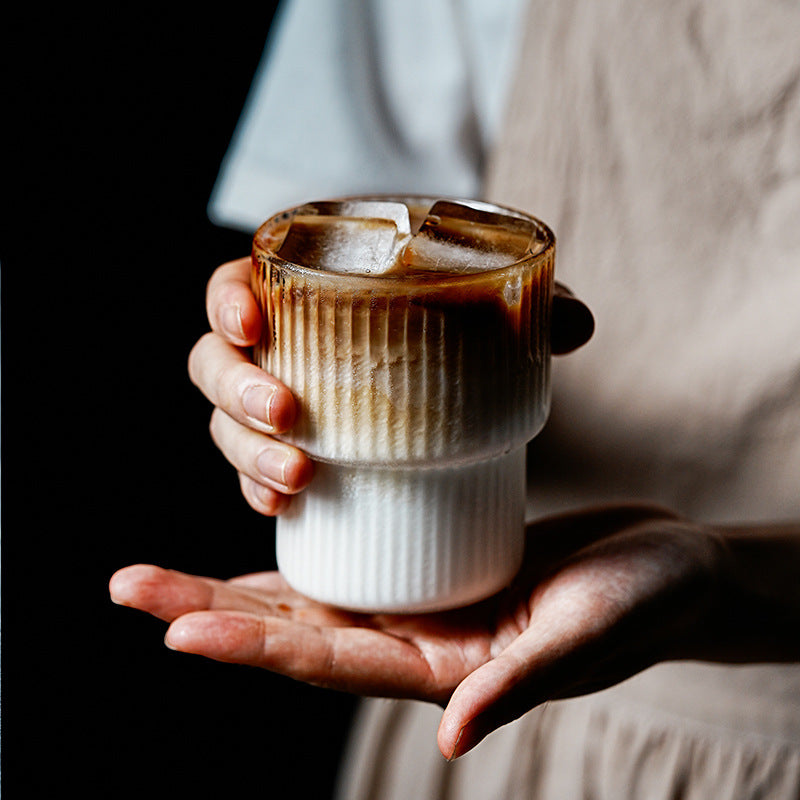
[207,0,527,231]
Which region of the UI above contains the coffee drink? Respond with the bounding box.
[251,197,555,612]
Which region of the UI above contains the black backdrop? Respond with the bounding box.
[2,6,356,797]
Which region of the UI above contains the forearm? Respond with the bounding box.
[710,520,800,662]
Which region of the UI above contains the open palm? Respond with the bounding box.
[110,504,724,758]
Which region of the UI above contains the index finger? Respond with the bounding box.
[206,257,262,346]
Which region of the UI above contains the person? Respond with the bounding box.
[110,0,800,797]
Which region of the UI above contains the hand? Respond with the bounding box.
[110,504,734,760]
[189,259,593,516]
[188,258,314,515]
[552,282,594,355]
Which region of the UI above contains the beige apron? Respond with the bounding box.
[336,1,800,797]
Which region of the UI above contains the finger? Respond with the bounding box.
[238,472,293,516]
[439,606,656,761]
[437,648,528,759]
[108,564,284,622]
[438,515,683,759]
[164,610,439,698]
[210,408,314,495]
[437,612,584,761]
[551,282,594,355]
[188,332,297,434]
[206,257,262,346]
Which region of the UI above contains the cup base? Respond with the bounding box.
[275,448,527,613]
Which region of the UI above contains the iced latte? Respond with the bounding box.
[252,197,555,612]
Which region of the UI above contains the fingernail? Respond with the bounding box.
[220,302,245,341]
[447,717,488,761]
[243,384,278,430]
[256,446,292,489]
[447,727,466,762]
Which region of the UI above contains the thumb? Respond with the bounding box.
[436,584,610,762]
[437,644,547,760]
[551,282,594,355]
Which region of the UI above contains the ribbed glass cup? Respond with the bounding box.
[252,196,555,612]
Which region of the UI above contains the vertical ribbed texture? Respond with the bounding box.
[276,448,527,612]
[260,250,553,467]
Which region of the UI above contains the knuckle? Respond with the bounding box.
[213,357,251,412]
[208,408,222,441]
[208,407,231,447]
[208,258,251,305]
[187,332,216,386]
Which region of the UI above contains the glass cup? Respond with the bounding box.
[251,196,555,612]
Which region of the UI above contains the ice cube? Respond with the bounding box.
[400,200,539,274]
[276,200,411,275]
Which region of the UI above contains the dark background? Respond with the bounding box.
[3,6,356,797]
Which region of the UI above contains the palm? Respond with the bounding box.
[110,504,720,757]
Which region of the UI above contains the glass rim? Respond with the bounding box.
[252,194,555,290]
